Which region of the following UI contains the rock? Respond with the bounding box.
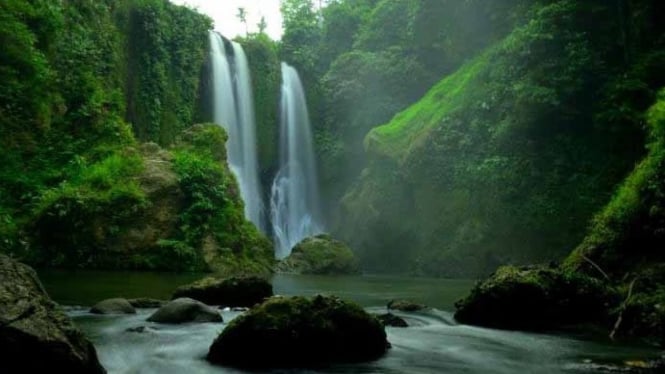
[125,326,147,333]
[147,298,223,324]
[90,298,136,315]
[172,275,272,307]
[375,313,408,327]
[207,295,389,369]
[127,298,165,308]
[387,300,428,312]
[276,234,359,275]
[454,265,616,330]
[0,255,106,373]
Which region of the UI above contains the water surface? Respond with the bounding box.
[40,271,661,373]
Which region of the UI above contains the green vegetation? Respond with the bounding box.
[566,89,665,275]
[276,234,359,275]
[237,33,281,185]
[454,265,616,330]
[0,1,270,274]
[117,0,211,144]
[338,0,665,276]
[171,125,273,274]
[207,295,388,369]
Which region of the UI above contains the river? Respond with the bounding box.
[40,271,661,373]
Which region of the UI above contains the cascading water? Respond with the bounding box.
[209,32,264,231]
[270,62,323,259]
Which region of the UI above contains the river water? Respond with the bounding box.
[40,272,661,373]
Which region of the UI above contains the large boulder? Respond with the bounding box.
[147,298,223,324]
[0,255,105,373]
[207,295,389,369]
[454,265,617,330]
[90,298,136,315]
[172,275,272,307]
[276,234,359,275]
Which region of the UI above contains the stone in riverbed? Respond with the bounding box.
[172,275,272,307]
[207,295,389,369]
[375,313,408,327]
[127,298,165,308]
[387,300,428,312]
[0,255,106,374]
[454,265,615,330]
[276,234,360,275]
[90,298,136,315]
[147,298,223,324]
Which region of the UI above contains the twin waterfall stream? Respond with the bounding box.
[209,32,322,258]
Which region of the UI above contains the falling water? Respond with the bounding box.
[209,32,264,231]
[270,62,323,259]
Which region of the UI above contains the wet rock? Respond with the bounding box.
[0,255,106,373]
[207,295,389,369]
[375,313,408,327]
[90,298,136,315]
[127,298,165,308]
[387,300,428,312]
[172,275,272,307]
[147,298,223,324]
[454,265,616,330]
[125,326,147,333]
[276,234,360,275]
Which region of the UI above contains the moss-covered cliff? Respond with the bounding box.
[0,1,271,273]
[339,0,665,276]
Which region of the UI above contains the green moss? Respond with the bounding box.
[454,264,618,330]
[565,89,665,275]
[340,0,655,276]
[366,54,488,161]
[29,149,148,267]
[207,295,388,369]
[277,234,359,275]
[170,124,273,274]
[238,34,281,180]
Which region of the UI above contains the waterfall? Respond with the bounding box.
[209,32,264,231]
[270,62,323,259]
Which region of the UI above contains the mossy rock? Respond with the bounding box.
[90,298,136,315]
[207,295,389,369]
[454,265,618,330]
[387,300,428,312]
[276,234,359,275]
[172,275,272,307]
[147,298,223,324]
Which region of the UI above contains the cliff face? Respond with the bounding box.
[0,1,272,272]
[339,0,665,276]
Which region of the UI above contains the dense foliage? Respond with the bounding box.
[317,0,665,276]
[0,0,271,273]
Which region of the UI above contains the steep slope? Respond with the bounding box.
[0,1,272,272]
[340,0,665,276]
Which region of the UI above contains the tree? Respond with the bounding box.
[237,7,248,35]
[257,16,267,34]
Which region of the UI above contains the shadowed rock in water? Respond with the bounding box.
[0,255,106,374]
[172,275,272,307]
[90,298,136,315]
[147,298,223,324]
